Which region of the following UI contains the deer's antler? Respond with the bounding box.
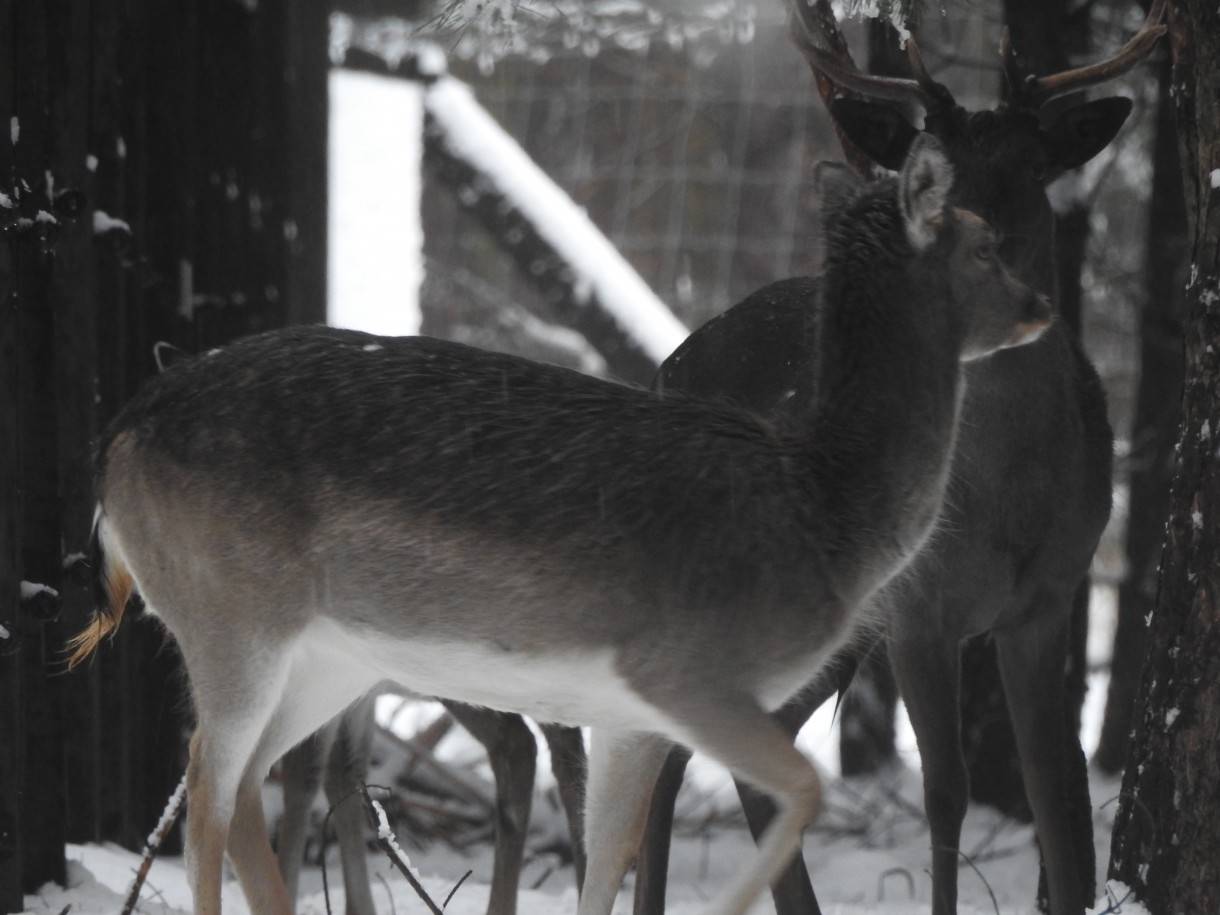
[1003,0,1167,108]
[785,0,947,110]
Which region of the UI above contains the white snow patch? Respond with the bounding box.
[20,581,60,601]
[424,76,687,364]
[1165,707,1179,727]
[1201,419,1211,441]
[1211,168,1220,190]
[328,69,424,337]
[10,116,18,145]
[850,0,911,44]
[1192,510,1203,530]
[93,211,131,235]
[0,190,12,209]
[1088,881,1152,915]
[35,209,58,225]
[0,623,10,640]
[362,344,384,352]
[417,43,448,77]
[86,154,99,172]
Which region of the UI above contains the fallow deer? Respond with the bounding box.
[69,136,1048,915]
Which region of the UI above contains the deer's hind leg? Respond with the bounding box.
[193,635,378,915]
[664,694,821,915]
[577,731,672,915]
[183,646,300,915]
[322,696,379,915]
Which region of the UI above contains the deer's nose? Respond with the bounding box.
[1010,294,1054,346]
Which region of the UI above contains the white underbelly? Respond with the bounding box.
[292,617,676,733]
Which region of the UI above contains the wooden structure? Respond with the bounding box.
[0,2,328,908]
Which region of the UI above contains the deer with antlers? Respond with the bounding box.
[637,3,1166,915]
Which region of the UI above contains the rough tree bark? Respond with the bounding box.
[1109,1,1220,908]
[1094,47,1188,776]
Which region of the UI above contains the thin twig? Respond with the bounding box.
[374,872,397,915]
[957,850,1001,915]
[1094,881,1136,914]
[442,871,474,909]
[359,784,445,915]
[120,774,187,915]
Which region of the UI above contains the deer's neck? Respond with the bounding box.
[798,256,965,602]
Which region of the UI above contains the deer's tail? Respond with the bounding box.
[65,508,134,669]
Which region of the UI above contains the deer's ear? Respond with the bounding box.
[830,98,920,171]
[900,134,954,252]
[153,341,190,373]
[1041,96,1132,172]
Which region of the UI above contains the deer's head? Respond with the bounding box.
[789,0,1166,295]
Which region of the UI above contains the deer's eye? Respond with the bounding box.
[976,242,997,261]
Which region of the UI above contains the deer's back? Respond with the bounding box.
[98,327,847,692]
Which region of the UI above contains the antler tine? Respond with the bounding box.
[800,42,940,106]
[907,36,956,110]
[1018,0,1168,107]
[785,0,936,108]
[785,0,876,178]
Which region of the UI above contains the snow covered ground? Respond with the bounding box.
[19,760,1142,915]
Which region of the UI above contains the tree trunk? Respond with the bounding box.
[1094,48,1188,776]
[1108,2,1220,908]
